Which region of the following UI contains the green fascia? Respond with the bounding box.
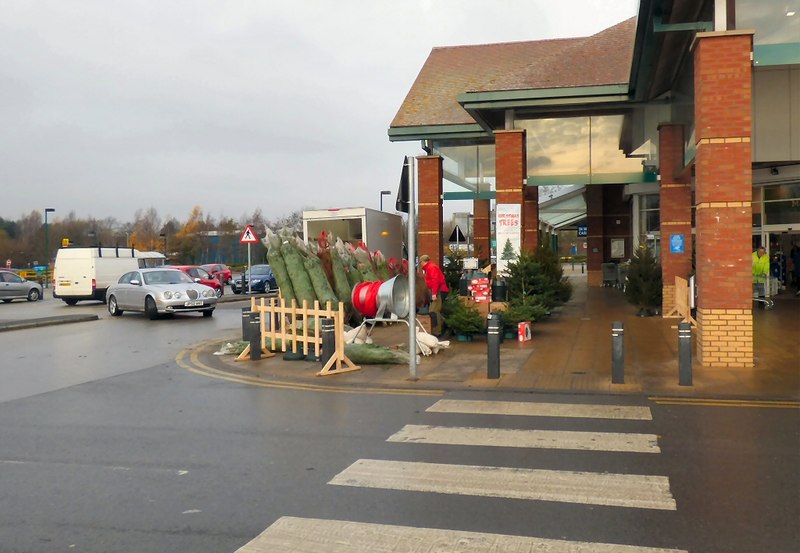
[464,95,631,111]
[527,172,655,186]
[754,43,800,66]
[652,15,713,33]
[388,123,489,142]
[458,85,630,107]
[443,191,496,201]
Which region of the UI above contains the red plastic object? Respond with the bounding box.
[352,281,382,317]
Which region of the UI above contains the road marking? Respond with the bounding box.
[329,459,676,510]
[428,399,653,420]
[176,346,443,397]
[236,516,688,552]
[649,397,800,409]
[387,424,661,453]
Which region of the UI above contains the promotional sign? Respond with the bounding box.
[577,225,588,237]
[495,203,521,276]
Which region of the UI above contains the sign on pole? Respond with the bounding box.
[240,225,259,295]
[240,225,259,244]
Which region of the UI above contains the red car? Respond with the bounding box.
[200,263,232,285]
[167,266,224,297]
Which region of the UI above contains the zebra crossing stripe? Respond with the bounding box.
[427,399,653,420]
[387,424,661,453]
[235,516,688,552]
[329,459,676,510]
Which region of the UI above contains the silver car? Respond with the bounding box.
[0,270,44,303]
[106,268,217,319]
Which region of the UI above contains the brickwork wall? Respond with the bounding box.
[697,308,754,367]
[693,32,754,367]
[585,186,604,286]
[658,124,693,314]
[495,130,537,253]
[472,199,491,262]
[417,155,443,267]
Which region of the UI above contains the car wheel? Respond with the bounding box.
[64,299,78,306]
[262,281,271,294]
[145,296,159,320]
[215,287,223,298]
[203,309,214,318]
[108,295,123,316]
[232,288,240,295]
[27,288,42,302]
[2,299,11,303]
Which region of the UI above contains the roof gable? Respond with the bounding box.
[391,17,637,129]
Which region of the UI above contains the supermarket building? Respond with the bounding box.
[388,0,800,368]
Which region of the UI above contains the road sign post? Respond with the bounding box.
[239,225,259,295]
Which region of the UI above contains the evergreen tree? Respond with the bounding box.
[624,245,662,314]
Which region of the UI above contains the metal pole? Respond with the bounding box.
[247,243,252,295]
[407,157,417,380]
[611,321,624,384]
[678,322,693,386]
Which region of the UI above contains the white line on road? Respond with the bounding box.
[235,516,688,552]
[427,399,653,420]
[329,459,676,510]
[387,424,661,453]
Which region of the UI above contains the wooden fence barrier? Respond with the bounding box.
[664,275,697,327]
[236,297,359,376]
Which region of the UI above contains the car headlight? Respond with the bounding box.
[202,289,215,298]
[251,278,262,284]
[163,291,173,299]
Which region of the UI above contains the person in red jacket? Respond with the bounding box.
[419,254,449,336]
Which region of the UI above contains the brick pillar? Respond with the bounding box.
[586,186,604,286]
[495,130,537,254]
[694,31,754,367]
[472,199,491,263]
[417,155,444,267]
[658,123,693,314]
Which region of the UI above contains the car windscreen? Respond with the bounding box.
[249,265,271,275]
[143,270,194,285]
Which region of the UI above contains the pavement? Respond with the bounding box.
[5,270,799,401]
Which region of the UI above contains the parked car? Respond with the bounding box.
[106,268,217,319]
[200,263,232,284]
[167,265,224,297]
[231,264,278,294]
[0,269,44,302]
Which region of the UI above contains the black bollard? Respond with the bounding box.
[678,322,692,386]
[249,311,261,361]
[611,321,624,384]
[320,317,336,367]
[487,313,501,379]
[241,307,252,341]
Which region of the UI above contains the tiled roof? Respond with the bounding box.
[390,17,636,129]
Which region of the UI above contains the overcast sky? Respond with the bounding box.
[0,0,639,225]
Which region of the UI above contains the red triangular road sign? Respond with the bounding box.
[240,225,259,243]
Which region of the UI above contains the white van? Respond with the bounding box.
[53,247,166,305]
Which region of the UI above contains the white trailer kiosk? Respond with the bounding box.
[302,207,403,260]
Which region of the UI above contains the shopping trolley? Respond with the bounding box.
[753,278,774,309]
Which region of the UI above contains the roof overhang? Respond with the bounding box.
[388,123,490,143]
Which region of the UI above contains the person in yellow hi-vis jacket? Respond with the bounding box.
[752,246,770,305]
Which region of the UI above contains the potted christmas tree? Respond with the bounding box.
[624,245,662,316]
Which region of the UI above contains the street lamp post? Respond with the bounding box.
[159,232,167,258]
[379,190,391,211]
[44,208,55,289]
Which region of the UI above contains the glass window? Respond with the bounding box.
[639,193,660,236]
[434,143,496,193]
[516,115,642,181]
[737,1,800,45]
[762,183,800,225]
